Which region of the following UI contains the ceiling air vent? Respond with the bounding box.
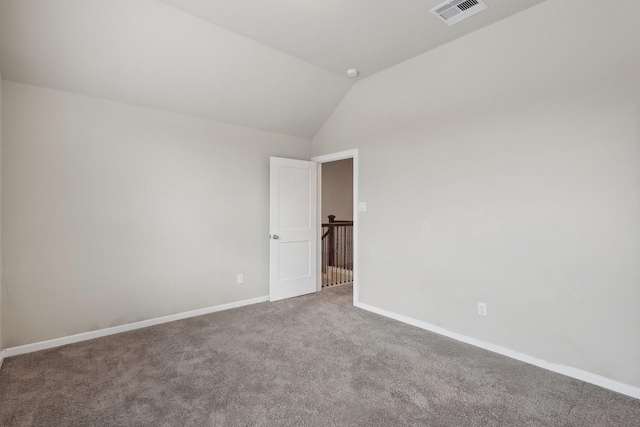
[431,0,488,26]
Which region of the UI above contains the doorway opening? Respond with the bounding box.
[311,149,359,305]
[320,159,353,288]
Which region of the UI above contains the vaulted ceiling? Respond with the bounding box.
[0,0,546,138]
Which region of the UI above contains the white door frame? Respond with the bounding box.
[311,149,359,305]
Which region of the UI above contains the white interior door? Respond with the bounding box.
[270,157,317,301]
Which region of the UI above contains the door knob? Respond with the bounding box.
[272,235,280,240]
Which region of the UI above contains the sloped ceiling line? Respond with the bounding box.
[0,0,546,138]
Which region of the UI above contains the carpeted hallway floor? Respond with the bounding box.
[0,284,639,426]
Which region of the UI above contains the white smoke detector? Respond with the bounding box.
[346,69,359,78]
[431,0,488,26]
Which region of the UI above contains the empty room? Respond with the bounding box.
[0,0,639,425]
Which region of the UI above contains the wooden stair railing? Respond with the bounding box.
[321,215,354,287]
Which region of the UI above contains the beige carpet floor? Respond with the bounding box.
[0,284,639,426]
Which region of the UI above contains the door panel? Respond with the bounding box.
[270,157,317,301]
[278,241,311,280]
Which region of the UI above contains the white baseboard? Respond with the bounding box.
[355,301,640,400]
[3,295,269,359]
[0,349,5,369]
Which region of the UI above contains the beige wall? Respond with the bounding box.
[313,0,640,388]
[321,159,353,223]
[1,81,310,347]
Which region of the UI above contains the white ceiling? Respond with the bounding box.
[0,0,547,138]
[157,0,547,77]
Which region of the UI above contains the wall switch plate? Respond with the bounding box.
[237,274,244,284]
[359,202,367,212]
[478,302,487,316]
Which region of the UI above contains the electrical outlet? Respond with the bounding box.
[237,274,244,284]
[478,302,487,316]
